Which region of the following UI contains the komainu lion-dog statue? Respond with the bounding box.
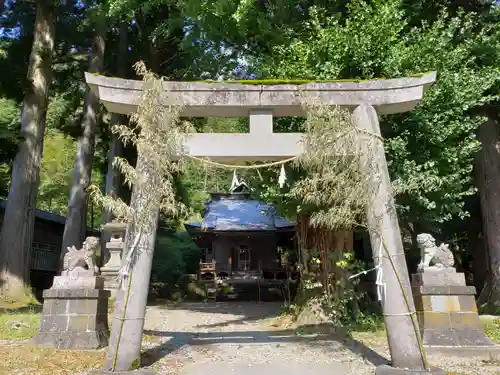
[63,236,100,275]
[416,233,454,272]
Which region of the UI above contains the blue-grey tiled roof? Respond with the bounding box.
[186,196,295,231]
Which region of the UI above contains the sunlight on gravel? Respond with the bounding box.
[142,302,500,375]
[0,302,497,375]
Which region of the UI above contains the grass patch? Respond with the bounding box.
[345,314,385,333]
[0,302,41,341]
[0,312,39,341]
[484,318,500,343]
[0,291,40,308]
[0,345,105,375]
[0,305,105,374]
[109,297,116,315]
[0,303,105,374]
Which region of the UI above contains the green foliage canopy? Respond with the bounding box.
[180,0,500,235]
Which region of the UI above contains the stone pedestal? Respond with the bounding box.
[100,221,127,298]
[412,269,499,357]
[52,269,105,289]
[33,287,110,349]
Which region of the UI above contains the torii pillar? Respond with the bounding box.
[85,72,443,375]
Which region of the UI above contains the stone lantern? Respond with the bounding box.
[100,220,127,297]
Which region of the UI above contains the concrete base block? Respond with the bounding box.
[424,345,500,360]
[411,271,494,354]
[375,365,447,375]
[33,288,110,350]
[422,328,494,347]
[32,330,108,350]
[102,275,119,299]
[52,275,105,289]
[88,368,155,375]
[412,268,465,286]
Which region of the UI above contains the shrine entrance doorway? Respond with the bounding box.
[237,244,251,271]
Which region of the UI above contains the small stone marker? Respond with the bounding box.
[412,233,500,358]
[33,236,111,349]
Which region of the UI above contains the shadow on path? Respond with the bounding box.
[146,301,284,330]
[141,328,388,368]
[147,301,283,320]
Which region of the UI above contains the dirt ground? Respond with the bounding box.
[140,302,500,375]
[0,301,498,374]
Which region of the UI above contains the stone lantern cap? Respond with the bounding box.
[102,220,127,234]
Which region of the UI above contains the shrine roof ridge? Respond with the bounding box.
[85,72,436,117]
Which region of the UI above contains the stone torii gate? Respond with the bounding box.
[85,72,439,375]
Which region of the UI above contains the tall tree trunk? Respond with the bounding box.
[0,0,55,299]
[105,133,123,203]
[101,21,127,266]
[149,36,164,74]
[60,13,106,269]
[476,107,500,309]
[473,230,488,302]
[467,194,487,293]
[104,20,128,210]
[296,214,310,274]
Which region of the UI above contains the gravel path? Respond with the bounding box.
[141,302,500,375]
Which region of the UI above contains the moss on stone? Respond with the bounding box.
[129,356,141,370]
[200,79,335,85]
[90,72,433,84]
[199,73,431,85]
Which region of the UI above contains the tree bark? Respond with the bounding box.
[105,133,123,204]
[60,13,106,269]
[475,107,500,309]
[105,21,127,207]
[101,21,127,266]
[296,214,310,274]
[149,38,160,73]
[0,0,55,299]
[466,194,487,293]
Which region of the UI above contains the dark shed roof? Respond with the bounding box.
[0,199,66,224]
[0,199,99,235]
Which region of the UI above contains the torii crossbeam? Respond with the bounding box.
[85,72,435,162]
